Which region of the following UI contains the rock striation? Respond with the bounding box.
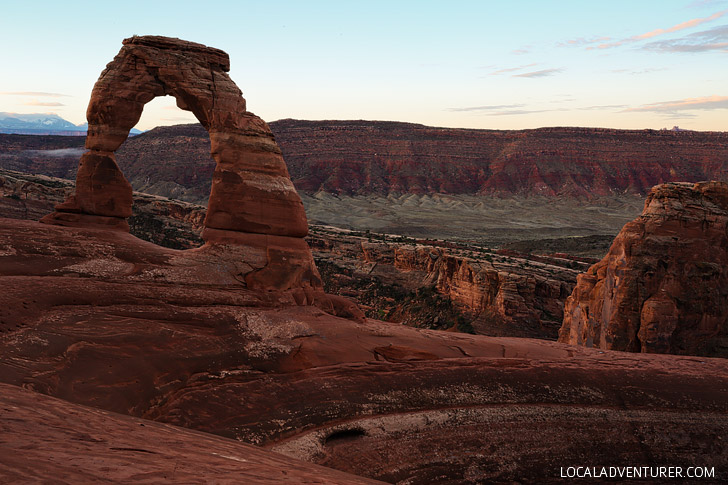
[0,383,380,484]
[560,181,728,357]
[5,121,728,203]
[355,240,576,337]
[37,36,338,299]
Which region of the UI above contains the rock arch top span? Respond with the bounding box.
[42,35,307,239]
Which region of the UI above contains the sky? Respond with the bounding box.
[1,0,727,131]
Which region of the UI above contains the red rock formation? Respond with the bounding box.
[42,35,306,238]
[106,121,728,201]
[5,121,728,203]
[560,181,728,357]
[36,36,341,301]
[275,120,728,196]
[357,241,575,336]
[1,218,728,483]
[0,383,380,484]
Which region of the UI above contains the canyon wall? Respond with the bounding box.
[560,181,728,357]
[4,122,728,204]
[310,230,581,339]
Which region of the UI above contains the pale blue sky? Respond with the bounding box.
[1,0,727,131]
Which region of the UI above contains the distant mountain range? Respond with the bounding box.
[0,112,141,135]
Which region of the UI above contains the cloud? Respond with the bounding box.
[513,68,563,78]
[642,24,728,52]
[559,36,611,48]
[635,10,726,39]
[446,105,569,116]
[0,91,69,97]
[448,104,525,112]
[489,63,537,75]
[487,109,552,116]
[592,9,726,49]
[610,67,668,75]
[577,104,628,110]
[23,100,65,107]
[511,48,530,55]
[623,95,728,114]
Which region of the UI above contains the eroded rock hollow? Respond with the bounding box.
[560,181,728,356]
[39,36,339,297]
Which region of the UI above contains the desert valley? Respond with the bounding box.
[1,29,727,485]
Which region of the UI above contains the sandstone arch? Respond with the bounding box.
[43,35,307,239]
[41,36,349,301]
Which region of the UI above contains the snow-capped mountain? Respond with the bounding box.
[0,113,141,135]
[0,112,81,133]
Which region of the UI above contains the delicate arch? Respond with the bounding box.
[43,35,308,239]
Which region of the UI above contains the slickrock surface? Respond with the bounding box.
[0,382,381,484]
[560,181,728,357]
[1,218,727,483]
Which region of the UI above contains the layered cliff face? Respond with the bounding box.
[275,121,728,196]
[361,241,576,336]
[308,228,583,339]
[115,121,728,199]
[560,181,728,357]
[5,121,728,203]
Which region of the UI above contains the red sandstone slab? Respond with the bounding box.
[0,382,381,484]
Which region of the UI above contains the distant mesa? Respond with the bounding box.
[112,120,728,202]
[560,181,728,357]
[3,119,728,202]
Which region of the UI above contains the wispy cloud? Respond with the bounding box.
[489,63,537,75]
[513,68,563,78]
[23,100,65,107]
[623,95,728,114]
[642,24,728,52]
[559,36,611,48]
[488,109,553,116]
[511,48,530,55]
[593,9,726,49]
[446,105,568,116]
[578,104,628,110]
[0,91,69,97]
[448,104,525,112]
[610,67,668,75]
